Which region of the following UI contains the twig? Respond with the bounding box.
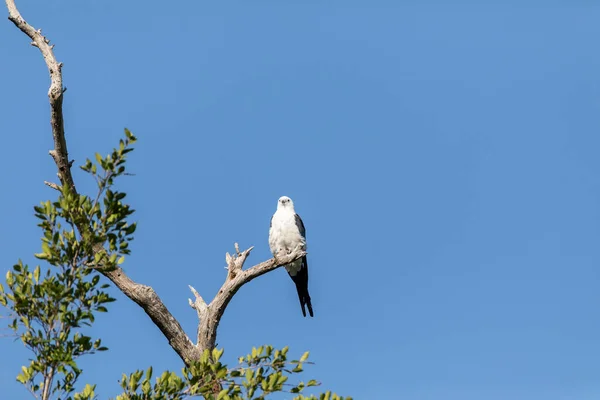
[188,285,208,320]
[43,181,61,191]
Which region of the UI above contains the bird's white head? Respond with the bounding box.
[277,196,295,211]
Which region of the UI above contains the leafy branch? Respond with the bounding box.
[0,130,140,399]
[116,346,351,400]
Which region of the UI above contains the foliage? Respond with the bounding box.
[117,346,351,400]
[79,128,138,270]
[0,130,351,400]
[0,130,138,399]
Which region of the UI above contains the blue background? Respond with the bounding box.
[1,1,599,399]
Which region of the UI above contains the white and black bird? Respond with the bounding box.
[269,196,314,317]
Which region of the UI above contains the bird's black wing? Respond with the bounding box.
[294,213,306,238]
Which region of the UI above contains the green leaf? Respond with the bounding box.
[16,373,27,384]
[20,366,31,380]
[212,347,224,361]
[41,241,51,255]
[82,383,95,398]
[142,380,151,395]
[124,223,137,235]
[300,351,309,362]
[94,252,104,263]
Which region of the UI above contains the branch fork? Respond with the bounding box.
[188,243,306,353]
[225,242,254,280]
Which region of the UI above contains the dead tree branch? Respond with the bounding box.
[6,0,73,192]
[191,244,306,351]
[6,0,306,367]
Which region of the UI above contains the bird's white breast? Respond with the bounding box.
[269,209,306,276]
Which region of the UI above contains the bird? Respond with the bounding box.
[269,196,314,317]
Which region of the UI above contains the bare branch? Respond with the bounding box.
[6,0,74,192]
[193,245,306,352]
[216,247,306,320]
[97,260,199,363]
[225,243,254,280]
[188,285,208,315]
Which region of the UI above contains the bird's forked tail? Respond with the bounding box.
[294,281,314,318]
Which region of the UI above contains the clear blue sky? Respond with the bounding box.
[1,1,599,399]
